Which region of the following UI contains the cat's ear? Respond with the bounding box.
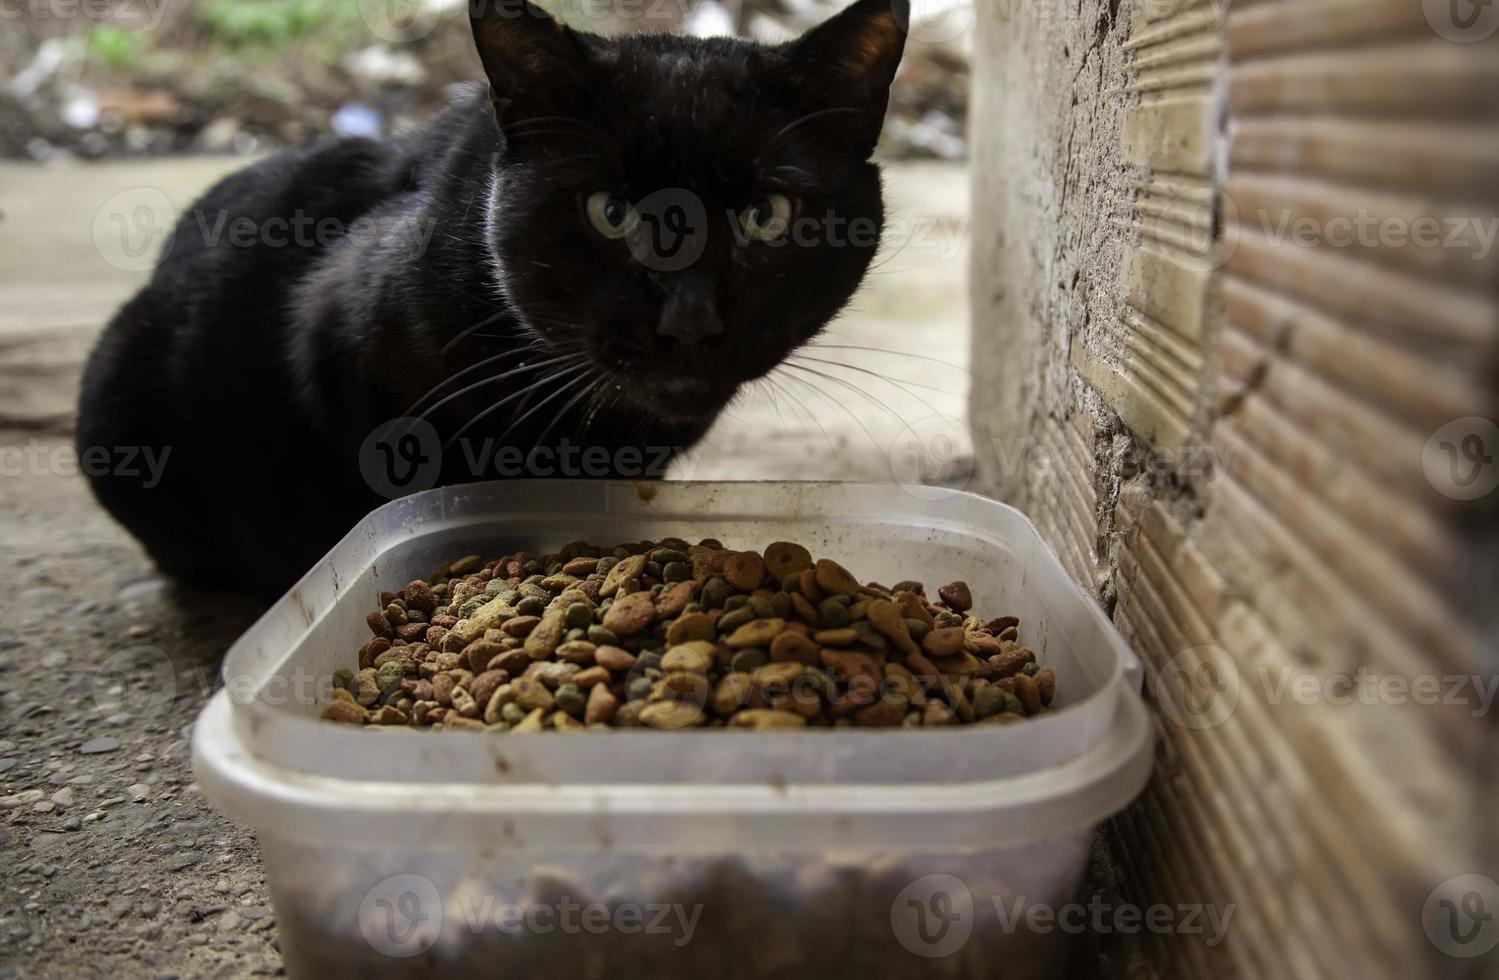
[470,0,591,126]
[787,0,908,151]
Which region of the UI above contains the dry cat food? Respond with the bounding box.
[321,539,1057,731]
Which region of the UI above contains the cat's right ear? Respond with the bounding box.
[470,0,590,126]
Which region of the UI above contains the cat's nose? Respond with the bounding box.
[656,277,724,346]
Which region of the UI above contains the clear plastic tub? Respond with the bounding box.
[192,481,1153,978]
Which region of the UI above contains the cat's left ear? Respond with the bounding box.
[787,0,909,152]
[470,0,591,126]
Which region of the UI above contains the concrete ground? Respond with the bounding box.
[0,156,968,977]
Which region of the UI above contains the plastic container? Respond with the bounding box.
[193,481,1153,978]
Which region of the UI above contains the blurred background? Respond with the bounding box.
[1,0,967,161]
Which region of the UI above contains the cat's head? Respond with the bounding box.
[472,0,908,423]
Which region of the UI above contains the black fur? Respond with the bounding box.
[77,0,908,597]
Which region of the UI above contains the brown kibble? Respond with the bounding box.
[866,599,918,656]
[1036,666,1056,705]
[654,580,696,618]
[712,673,755,714]
[964,632,1003,657]
[922,627,965,657]
[571,666,612,688]
[853,700,905,727]
[640,701,705,730]
[366,611,394,639]
[524,609,567,659]
[723,551,767,591]
[769,631,820,666]
[789,592,821,626]
[762,541,813,579]
[725,617,785,649]
[938,581,973,611]
[666,612,714,645]
[729,709,807,730]
[600,554,646,597]
[1015,673,1042,715]
[602,591,656,636]
[797,567,824,602]
[585,682,618,725]
[469,669,509,707]
[983,615,1020,635]
[321,700,366,724]
[814,559,862,597]
[594,645,637,672]
[501,615,541,637]
[402,580,438,612]
[448,555,483,575]
[819,649,880,694]
[988,647,1036,679]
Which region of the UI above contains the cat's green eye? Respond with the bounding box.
[739,193,794,242]
[585,191,638,240]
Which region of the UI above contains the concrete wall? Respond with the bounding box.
[969,0,1498,975]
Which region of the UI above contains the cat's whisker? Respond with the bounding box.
[805,342,993,383]
[442,360,593,452]
[485,362,597,449]
[764,372,843,462]
[788,354,962,400]
[418,352,587,424]
[532,369,604,448]
[439,309,514,355]
[780,363,898,458]
[403,341,548,417]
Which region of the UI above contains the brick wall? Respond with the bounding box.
[968,0,1498,975]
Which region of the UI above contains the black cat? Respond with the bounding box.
[77,0,908,597]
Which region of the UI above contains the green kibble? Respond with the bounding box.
[564,602,593,630]
[332,667,354,693]
[854,621,886,650]
[724,594,749,611]
[973,685,1005,719]
[717,606,754,633]
[565,627,587,643]
[516,596,546,617]
[485,579,507,595]
[597,556,620,575]
[747,595,775,619]
[730,648,769,673]
[501,702,526,725]
[1021,661,1040,676]
[663,561,690,583]
[819,597,851,629]
[375,661,405,694]
[626,677,653,701]
[636,650,664,672]
[555,683,586,718]
[587,624,619,646]
[770,592,792,619]
[681,601,703,615]
[701,578,730,610]
[645,560,663,579]
[905,617,931,641]
[650,547,689,565]
[1001,691,1025,716]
